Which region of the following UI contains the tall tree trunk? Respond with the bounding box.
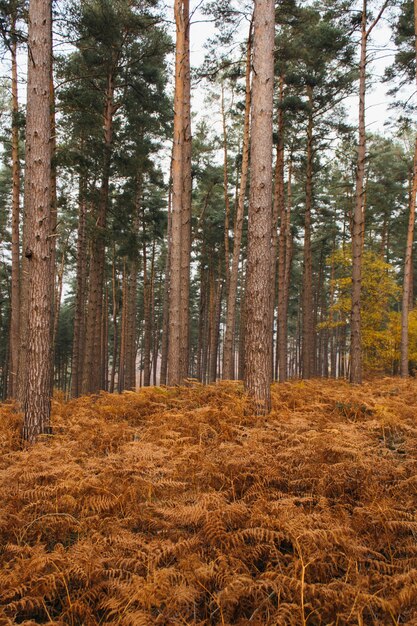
[71,176,88,398]
[9,14,20,399]
[350,0,388,383]
[221,82,231,299]
[209,278,222,383]
[143,234,151,387]
[400,0,417,377]
[168,0,186,385]
[302,85,315,380]
[222,20,252,380]
[350,1,367,384]
[160,177,172,385]
[271,75,285,380]
[180,0,191,380]
[21,0,53,442]
[277,157,293,382]
[244,0,274,414]
[82,72,114,393]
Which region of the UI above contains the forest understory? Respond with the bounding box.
[0,378,417,625]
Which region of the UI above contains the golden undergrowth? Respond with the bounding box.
[1,378,417,625]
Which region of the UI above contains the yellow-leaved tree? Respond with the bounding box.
[321,248,401,373]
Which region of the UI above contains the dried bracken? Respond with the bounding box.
[1,378,417,624]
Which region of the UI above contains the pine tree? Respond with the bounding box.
[244,0,274,413]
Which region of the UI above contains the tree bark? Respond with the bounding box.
[350,0,367,384]
[244,0,274,414]
[277,157,293,382]
[9,14,20,399]
[160,175,172,385]
[168,0,186,385]
[222,20,252,380]
[70,176,88,398]
[302,85,315,379]
[271,75,285,380]
[180,0,191,380]
[21,0,53,442]
[400,0,417,377]
[82,71,114,394]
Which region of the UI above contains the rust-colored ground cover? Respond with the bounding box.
[1,378,417,625]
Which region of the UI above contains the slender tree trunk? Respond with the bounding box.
[270,75,285,380]
[9,16,20,399]
[277,157,293,382]
[223,20,252,380]
[209,278,222,383]
[350,1,367,384]
[244,0,274,414]
[111,255,120,394]
[82,72,114,394]
[302,85,315,380]
[221,82,231,299]
[143,234,152,387]
[400,0,417,377]
[21,0,53,442]
[180,0,191,380]
[168,0,186,385]
[160,178,172,385]
[71,177,88,398]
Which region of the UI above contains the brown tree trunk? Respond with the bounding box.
[209,278,222,383]
[244,0,274,414]
[49,15,57,390]
[180,0,191,380]
[221,81,231,299]
[160,177,172,385]
[277,157,293,382]
[111,255,120,394]
[9,15,20,399]
[350,0,388,383]
[302,85,315,380]
[168,0,186,385]
[82,72,114,394]
[222,20,252,380]
[71,177,88,398]
[350,1,367,384]
[21,0,53,442]
[272,75,285,380]
[143,234,152,387]
[400,0,417,377]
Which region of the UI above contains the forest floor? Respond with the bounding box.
[0,379,417,625]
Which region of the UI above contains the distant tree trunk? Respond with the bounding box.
[180,0,191,381]
[111,255,120,394]
[71,176,88,398]
[21,0,53,442]
[277,157,293,382]
[143,242,155,387]
[9,14,20,399]
[270,75,285,379]
[160,178,172,385]
[350,1,367,384]
[222,20,252,380]
[221,82,231,299]
[302,85,315,380]
[244,0,274,414]
[209,278,222,383]
[400,0,417,377]
[350,0,388,383]
[82,71,114,394]
[168,0,186,385]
